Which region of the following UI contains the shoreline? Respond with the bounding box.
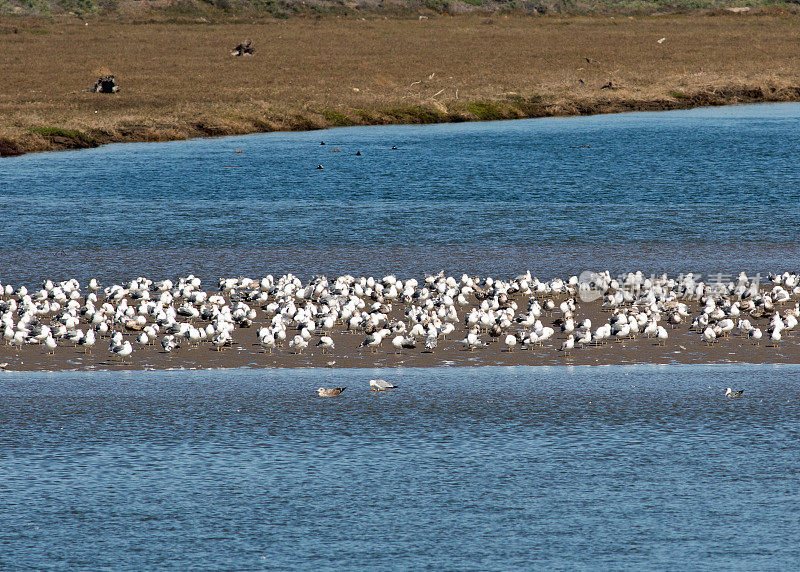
[3,87,799,158]
[3,360,799,374]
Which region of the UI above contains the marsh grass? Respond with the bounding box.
[668,90,690,100]
[1,14,799,155]
[28,126,95,143]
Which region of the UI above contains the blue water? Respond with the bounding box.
[1,365,799,569]
[3,106,800,568]
[1,103,799,285]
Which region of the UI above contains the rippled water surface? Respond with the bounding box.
[2,365,799,569]
[2,103,799,284]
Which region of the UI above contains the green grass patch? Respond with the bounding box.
[467,100,508,120]
[321,109,356,126]
[668,89,690,99]
[28,126,95,143]
[382,105,447,123]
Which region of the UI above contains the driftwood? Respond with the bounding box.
[90,75,119,93]
[230,40,254,57]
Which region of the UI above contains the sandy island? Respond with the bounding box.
[1,272,798,372]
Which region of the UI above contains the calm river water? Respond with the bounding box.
[1,103,799,285]
[1,365,799,569]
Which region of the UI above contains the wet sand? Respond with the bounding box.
[2,292,797,372]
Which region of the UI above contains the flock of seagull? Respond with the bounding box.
[316,378,397,397]
[0,270,798,369]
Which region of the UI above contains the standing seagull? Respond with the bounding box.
[80,329,96,354]
[424,335,437,353]
[44,335,57,355]
[317,336,335,354]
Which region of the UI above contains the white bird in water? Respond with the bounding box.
[317,387,345,397]
[370,378,397,391]
[725,387,744,398]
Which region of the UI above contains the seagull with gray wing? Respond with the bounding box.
[370,378,397,391]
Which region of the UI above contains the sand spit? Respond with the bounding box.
[1,271,798,372]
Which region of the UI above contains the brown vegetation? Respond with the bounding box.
[2,13,800,156]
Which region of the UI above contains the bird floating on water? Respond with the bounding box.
[370,378,397,391]
[725,388,744,398]
[317,387,345,397]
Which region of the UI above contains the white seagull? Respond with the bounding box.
[370,378,397,391]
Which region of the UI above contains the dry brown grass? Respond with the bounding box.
[2,13,800,155]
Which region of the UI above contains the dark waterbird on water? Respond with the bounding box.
[725,388,744,398]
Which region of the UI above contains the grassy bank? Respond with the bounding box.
[2,13,800,156]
